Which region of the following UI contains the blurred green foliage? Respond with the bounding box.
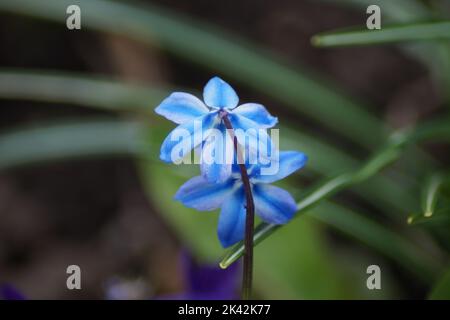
[0,0,449,299]
[429,268,450,299]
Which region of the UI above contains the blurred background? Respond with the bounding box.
[0,0,449,299]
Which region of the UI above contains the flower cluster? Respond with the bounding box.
[156,77,307,247]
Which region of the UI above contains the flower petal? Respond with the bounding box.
[203,76,239,109]
[228,113,273,161]
[253,184,297,224]
[232,103,278,128]
[174,176,235,211]
[200,124,234,183]
[155,92,209,124]
[218,187,246,247]
[251,151,307,183]
[160,112,217,163]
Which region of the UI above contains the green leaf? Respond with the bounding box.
[0,119,145,170]
[407,173,450,226]
[0,69,167,115]
[312,22,450,48]
[429,268,450,299]
[407,208,450,227]
[409,117,450,142]
[0,0,384,148]
[422,174,445,217]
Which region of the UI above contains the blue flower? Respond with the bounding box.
[155,76,278,183]
[174,151,307,247]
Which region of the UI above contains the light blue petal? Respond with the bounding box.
[200,124,234,183]
[174,176,235,211]
[232,103,278,128]
[155,92,209,124]
[218,187,246,247]
[160,112,217,163]
[251,151,308,183]
[203,76,239,109]
[253,184,296,224]
[228,113,273,161]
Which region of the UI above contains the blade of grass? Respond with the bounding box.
[0,0,384,148]
[0,119,145,169]
[0,69,167,115]
[407,209,450,226]
[437,42,450,104]
[422,174,445,217]
[312,22,450,48]
[407,173,448,225]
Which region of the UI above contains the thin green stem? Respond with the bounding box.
[407,172,447,225]
[423,174,445,217]
[312,21,450,47]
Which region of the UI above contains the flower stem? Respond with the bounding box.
[220,111,254,300]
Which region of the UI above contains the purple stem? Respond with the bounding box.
[220,111,254,300]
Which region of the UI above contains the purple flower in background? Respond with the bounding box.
[161,251,240,300]
[104,251,240,300]
[156,76,277,183]
[0,284,26,300]
[175,151,307,247]
[104,278,150,300]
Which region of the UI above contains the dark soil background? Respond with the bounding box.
[0,0,442,298]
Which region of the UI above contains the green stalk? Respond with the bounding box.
[0,119,144,169]
[407,173,448,225]
[312,22,450,47]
